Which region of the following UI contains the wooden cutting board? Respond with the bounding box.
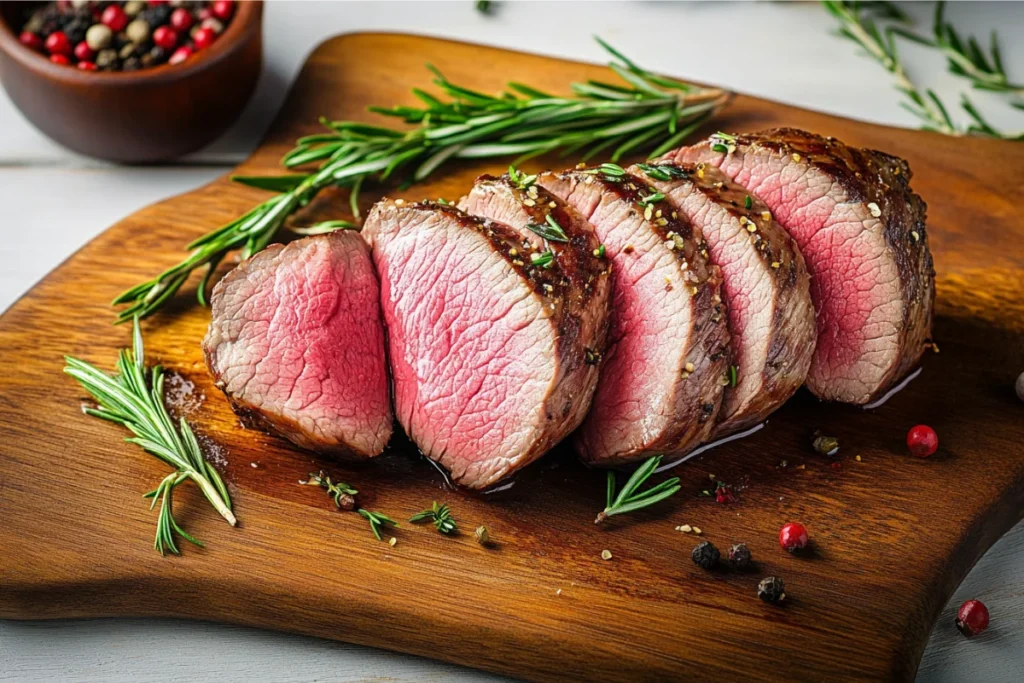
[2,34,1023,682]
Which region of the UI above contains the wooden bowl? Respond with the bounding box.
[0,2,263,163]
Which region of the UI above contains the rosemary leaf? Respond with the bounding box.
[596,455,681,523]
[64,317,236,555]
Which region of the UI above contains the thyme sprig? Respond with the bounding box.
[410,501,458,535]
[359,509,399,541]
[595,455,681,524]
[822,1,1022,139]
[112,38,728,323]
[308,470,357,510]
[64,317,236,555]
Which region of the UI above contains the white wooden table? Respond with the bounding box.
[1,2,1022,681]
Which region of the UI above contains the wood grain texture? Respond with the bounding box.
[1,34,1023,682]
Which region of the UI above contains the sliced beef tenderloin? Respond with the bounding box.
[537,167,731,466]
[203,232,392,458]
[363,199,610,489]
[668,128,934,404]
[630,161,816,434]
[457,171,611,374]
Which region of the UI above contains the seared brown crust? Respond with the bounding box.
[675,128,934,402]
[630,161,816,434]
[539,168,731,462]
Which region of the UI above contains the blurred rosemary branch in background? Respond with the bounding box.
[823,0,1022,139]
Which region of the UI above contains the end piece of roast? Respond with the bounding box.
[538,168,731,465]
[668,128,934,404]
[203,232,393,458]
[363,199,609,489]
[630,162,816,434]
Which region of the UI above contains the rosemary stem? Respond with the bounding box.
[189,471,237,526]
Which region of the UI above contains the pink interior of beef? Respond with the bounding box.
[211,234,391,455]
[675,148,900,398]
[658,180,772,419]
[373,216,555,479]
[547,179,693,457]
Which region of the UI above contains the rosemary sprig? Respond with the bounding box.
[112,37,728,323]
[926,1,1023,96]
[308,470,357,510]
[595,455,681,524]
[63,317,236,555]
[359,509,399,541]
[410,501,458,535]
[822,0,957,135]
[822,1,1022,139]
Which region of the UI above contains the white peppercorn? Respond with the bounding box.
[126,18,150,44]
[85,23,112,51]
[1016,371,1024,402]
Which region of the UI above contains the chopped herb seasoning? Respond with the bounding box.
[593,244,606,258]
[508,165,538,190]
[728,365,738,388]
[710,131,737,154]
[530,251,555,268]
[308,470,357,511]
[358,509,399,541]
[584,348,602,365]
[636,162,688,182]
[744,195,753,209]
[638,191,666,207]
[409,501,458,535]
[812,434,839,456]
[526,214,569,243]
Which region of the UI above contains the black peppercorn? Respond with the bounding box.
[758,576,786,604]
[691,541,720,569]
[727,543,752,569]
[123,57,142,71]
[139,5,172,29]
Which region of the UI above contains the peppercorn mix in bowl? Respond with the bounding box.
[0,1,262,162]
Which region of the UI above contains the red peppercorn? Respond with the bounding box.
[152,26,179,50]
[101,5,129,32]
[715,484,736,504]
[956,600,989,637]
[192,26,217,50]
[779,522,809,553]
[19,31,44,52]
[170,8,195,32]
[77,61,98,71]
[44,31,72,57]
[73,42,95,62]
[907,425,938,458]
[148,0,169,5]
[212,0,235,21]
[49,54,70,65]
[169,46,193,66]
